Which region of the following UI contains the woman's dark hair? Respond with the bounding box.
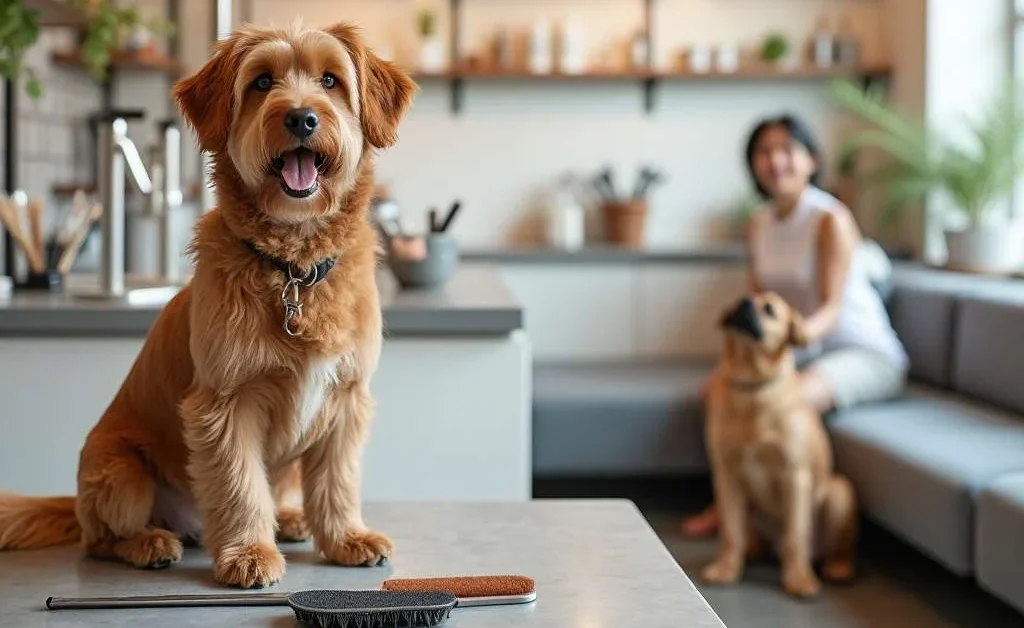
[745,114,822,199]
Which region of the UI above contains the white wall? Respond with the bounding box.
[248,0,891,248]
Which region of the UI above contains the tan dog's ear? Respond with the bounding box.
[173,35,241,153]
[326,23,417,149]
[788,311,810,347]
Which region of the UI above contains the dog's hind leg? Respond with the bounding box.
[820,473,858,583]
[273,461,310,543]
[76,428,183,569]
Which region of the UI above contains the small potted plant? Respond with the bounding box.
[831,79,1024,274]
[417,7,445,74]
[761,32,796,70]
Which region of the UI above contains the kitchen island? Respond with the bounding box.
[0,266,530,501]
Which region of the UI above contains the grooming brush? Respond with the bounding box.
[47,574,536,627]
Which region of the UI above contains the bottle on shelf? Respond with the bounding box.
[630,30,649,70]
[834,15,860,68]
[529,17,553,74]
[559,16,587,75]
[810,16,834,69]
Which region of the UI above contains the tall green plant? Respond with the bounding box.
[830,79,1024,228]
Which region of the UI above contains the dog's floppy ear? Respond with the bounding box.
[173,35,241,153]
[326,23,417,149]
[788,310,810,347]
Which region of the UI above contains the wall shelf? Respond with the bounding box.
[24,0,88,27]
[52,50,184,77]
[412,64,892,114]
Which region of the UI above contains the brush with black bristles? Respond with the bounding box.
[45,574,536,627]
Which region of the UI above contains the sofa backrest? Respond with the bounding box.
[888,284,959,387]
[890,265,1024,415]
[951,293,1024,415]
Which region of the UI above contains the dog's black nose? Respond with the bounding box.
[721,297,763,341]
[284,107,319,138]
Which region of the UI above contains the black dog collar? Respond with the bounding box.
[243,240,337,286]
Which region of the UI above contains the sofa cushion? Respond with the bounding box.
[830,386,1024,574]
[533,361,712,476]
[887,284,958,387]
[976,472,1024,615]
[952,293,1024,415]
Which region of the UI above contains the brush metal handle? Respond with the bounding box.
[46,592,290,610]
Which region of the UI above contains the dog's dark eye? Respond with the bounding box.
[763,302,776,318]
[321,73,338,89]
[253,73,273,92]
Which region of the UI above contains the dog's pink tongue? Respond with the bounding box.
[281,150,317,191]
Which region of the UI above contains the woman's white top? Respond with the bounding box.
[750,186,908,370]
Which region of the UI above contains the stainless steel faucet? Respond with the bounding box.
[156,120,184,285]
[95,113,186,298]
[97,113,151,298]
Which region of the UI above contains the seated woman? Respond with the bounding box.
[683,114,909,538]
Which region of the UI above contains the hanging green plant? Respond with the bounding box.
[0,1,174,99]
[69,0,173,81]
[0,0,42,98]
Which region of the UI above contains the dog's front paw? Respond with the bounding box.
[701,558,742,585]
[214,543,286,589]
[783,567,822,599]
[277,507,311,543]
[321,529,393,567]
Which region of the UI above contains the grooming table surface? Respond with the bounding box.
[0,500,725,627]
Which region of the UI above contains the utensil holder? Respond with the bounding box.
[387,233,460,289]
[17,269,64,292]
[603,200,648,248]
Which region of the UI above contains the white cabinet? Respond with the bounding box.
[500,266,634,361]
[492,261,747,361]
[635,266,747,359]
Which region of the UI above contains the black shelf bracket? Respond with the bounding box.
[643,77,656,114]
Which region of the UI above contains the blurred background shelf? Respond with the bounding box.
[24,0,88,27]
[51,50,184,77]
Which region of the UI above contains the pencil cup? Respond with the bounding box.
[18,269,64,292]
[603,200,648,248]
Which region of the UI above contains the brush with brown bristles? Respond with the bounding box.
[45,574,536,626]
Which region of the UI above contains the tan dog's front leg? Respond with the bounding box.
[702,463,747,585]
[781,469,821,598]
[302,382,392,566]
[182,388,285,588]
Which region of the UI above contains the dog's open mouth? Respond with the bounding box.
[270,148,327,199]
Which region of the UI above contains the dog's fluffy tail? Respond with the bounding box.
[0,493,80,550]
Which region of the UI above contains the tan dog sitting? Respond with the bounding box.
[0,22,415,589]
[701,293,858,598]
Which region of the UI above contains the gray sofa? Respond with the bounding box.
[532,265,1024,614]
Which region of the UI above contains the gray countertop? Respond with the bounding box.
[0,500,724,628]
[462,244,747,264]
[0,266,522,338]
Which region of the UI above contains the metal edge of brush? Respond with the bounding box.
[46,593,289,609]
[454,591,537,607]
